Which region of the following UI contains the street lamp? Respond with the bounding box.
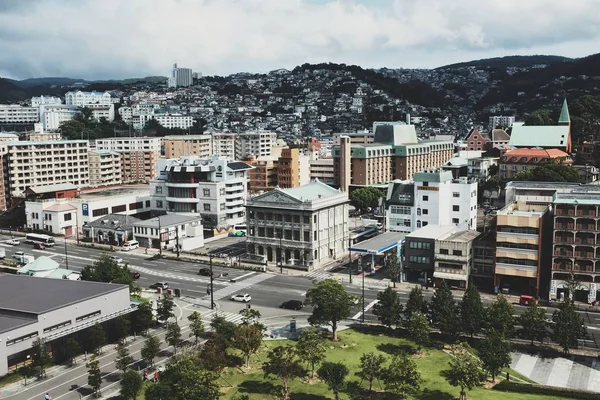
[157,215,162,256]
[348,237,353,284]
[279,230,283,274]
[63,230,69,270]
[361,257,365,324]
[209,254,214,310]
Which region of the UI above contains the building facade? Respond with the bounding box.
[245,156,278,193]
[171,63,193,87]
[39,105,80,131]
[212,133,237,160]
[0,105,39,124]
[489,115,515,129]
[499,148,572,180]
[309,158,335,184]
[88,150,122,187]
[404,225,458,283]
[235,132,277,159]
[65,90,112,107]
[95,137,161,183]
[277,147,310,189]
[245,180,349,271]
[132,214,204,251]
[163,135,212,158]
[433,229,480,289]
[31,96,62,107]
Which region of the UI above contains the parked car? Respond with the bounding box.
[149,282,169,290]
[33,242,46,250]
[198,268,213,276]
[5,239,20,246]
[501,284,510,295]
[280,300,303,310]
[110,255,124,265]
[131,272,141,280]
[230,293,251,302]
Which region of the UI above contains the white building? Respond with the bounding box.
[150,156,252,230]
[0,275,131,376]
[25,188,78,235]
[132,112,194,130]
[133,214,204,251]
[489,115,515,129]
[89,104,115,122]
[245,179,349,271]
[88,150,122,187]
[95,137,161,153]
[385,169,478,233]
[31,96,62,107]
[0,105,39,124]
[212,133,237,160]
[5,140,90,198]
[39,105,80,131]
[171,63,193,87]
[65,90,112,107]
[468,157,499,182]
[235,131,277,159]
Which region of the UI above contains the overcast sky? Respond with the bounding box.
[1,0,599,80]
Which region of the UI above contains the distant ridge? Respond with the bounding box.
[436,55,574,70]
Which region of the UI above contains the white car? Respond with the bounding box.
[110,255,124,265]
[230,293,252,302]
[5,239,19,246]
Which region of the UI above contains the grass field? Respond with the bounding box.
[216,327,570,400]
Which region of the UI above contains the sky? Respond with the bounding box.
[1,0,600,80]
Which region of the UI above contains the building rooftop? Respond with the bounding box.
[498,202,547,217]
[502,148,570,161]
[7,140,88,146]
[0,313,37,334]
[133,214,202,228]
[26,183,78,194]
[87,213,142,229]
[441,229,481,243]
[163,135,211,140]
[553,192,600,205]
[91,149,120,156]
[18,256,59,274]
[349,231,407,254]
[558,98,571,124]
[509,125,570,148]
[228,161,254,171]
[413,169,453,183]
[80,187,149,198]
[407,225,458,240]
[281,179,342,201]
[491,129,510,142]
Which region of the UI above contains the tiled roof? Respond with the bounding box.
[501,148,571,163]
[491,129,510,142]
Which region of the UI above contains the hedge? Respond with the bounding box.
[493,380,599,399]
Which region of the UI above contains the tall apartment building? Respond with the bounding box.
[235,132,277,159]
[309,158,334,184]
[5,140,90,199]
[495,201,551,297]
[489,115,515,129]
[333,123,453,191]
[151,156,252,229]
[170,63,193,87]
[39,105,80,131]
[133,113,194,130]
[95,137,161,183]
[163,135,212,158]
[245,180,349,270]
[277,148,310,189]
[245,156,278,193]
[65,90,112,107]
[0,105,39,124]
[212,133,237,160]
[88,150,122,187]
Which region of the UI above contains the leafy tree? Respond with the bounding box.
[479,330,511,383]
[115,345,134,374]
[81,255,136,292]
[356,352,386,393]
[239,307,261,325]
[145,384,174,400]
[141,335,161,368]
[234,324,263,368]
[518,302,548,345]
[87,355,102,397]
[263,345,305,400]
[387,251,402,287]
[305,279,354,341]
[166,322,183,354]
[317,362,349,400]
[444,343,486,400]
[514,159,579,183]
[210,315,238,344]
[133,302,154,335]
[460,282,485,338]
[382,354,422,399]
[111,316,131,345]
[157,293,175,322]
[296,327,326,378]
[187,311,205,344]
[19,365,35,385]
[404,286,428,320]
[199,334,228,373]
[349,186,383,213]
[373,287,403,329]
[63,337,81,367]
[430,281,460,339]
[406,311,431,350]
[31,338,51,378]
[120,369,143,400]
[85,323,106,354]
[525,109,553,126]
[552,300,588,354]
[485,295,515,337]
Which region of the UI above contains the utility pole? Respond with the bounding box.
[75,213,80,245]
[361,257,365,324]
[175,228,180,259]
[209,254,214,310]
[348,237,353,284]
[64,234,69,270]
[158,216,162,256]
[279,231,283,274]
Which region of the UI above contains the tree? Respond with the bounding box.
[349,186,383,213]
[87,355,102,397]
[133,302,154,335]
[187,311,205,344]
[165,322,183,354]
[305,279,354,341]
[356,352,386,393]
[404,286,428,320]
[514,159,580,183]
[460,282,485,338]
[199,334,228,373]
[120,369,143,400]
[115,345,134,374]
[157,293,175,322]
[443,343,485,400]
[552,300,588,354]
[141,335,161,368]
[485,295,515,337]
[111,316,131,345]
[518,302,548,345]
[525,109,553,126]
[406,311,431,350]
[263,345,305,400]
[479,330,511,383]
[81,255,136,292]
[234,324,263,368]
[19,365,35,386]
[387,251,402,287]
[430,281,460,339]
[295,327,326,378]
[31,338,51,378]
[373,287,403,329]
[317,362,349,400]
[239,307,261,325]
[63,337,81,367]
[85,323,106,354]
[382,354,422,399]
[210,315,238,344]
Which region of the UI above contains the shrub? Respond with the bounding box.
[493,381,599,399]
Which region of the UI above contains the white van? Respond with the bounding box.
[121,240,139,251]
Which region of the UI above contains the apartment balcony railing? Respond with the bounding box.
[555,224,574,230]
[554,250,573,257]
[576,224,596,231]
[575,238,595,245]
[575,252,595,259]
[555,237,574,244]
[553,263,571,271]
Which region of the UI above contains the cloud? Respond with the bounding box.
[0,0,599,79]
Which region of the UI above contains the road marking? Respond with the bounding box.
[232,271,257,281]
[352,300,379,320]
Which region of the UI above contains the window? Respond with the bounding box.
[422,182,429,187]
[145,200,150,207]
[304,231,310,241]
[453,192,460,198]
[416,220,421,228]
[422,221,428,226]
[203,188,210,197]
[440,249,449,255]
[452,205,460,212]
[129,202,143,210]
[417,208,421,216]
[303,215,310,224]
[452,250,463,256]
[220,203,226,211]
[258,227,265,237]
[6,331,38,346]
[112,204,126,213]
[76,310,101,323]
[155,186,163,194]
[156,200,163,208]
[92,207,109,217]
[44,320,71,333]
[452,218,459,224]
[64,213,72,221]
[423,195,429,201]
[219,188,226,196]
[203,204,211,212]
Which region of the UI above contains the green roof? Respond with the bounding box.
[17,256,59,274]
[558,98,571,124]
[509,125,570,148]
[282,179,342,201]
[413,170,453,183]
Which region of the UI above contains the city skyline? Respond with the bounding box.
[1,0,599,80]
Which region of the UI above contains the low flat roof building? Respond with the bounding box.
[133,214,204,251]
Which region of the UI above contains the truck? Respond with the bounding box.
[0,247,5,259]
[13,252,34,265]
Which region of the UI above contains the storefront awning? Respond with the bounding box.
[434,271,468,281]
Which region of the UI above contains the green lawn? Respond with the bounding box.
[217,327,570,400]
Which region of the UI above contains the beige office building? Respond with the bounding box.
[163,135,212,158]
[88,150,122,187]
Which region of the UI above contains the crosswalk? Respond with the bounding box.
[128,265,222,285]
[201,310,245,325]
[305,271,335,281]
[351,300,379,320]
[202,272,275,301]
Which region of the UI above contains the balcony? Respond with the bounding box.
[166,197,199,204]
[575,252,595,259]
[555,223,574,230]
[576,224,596,232]
[497,246,538,255]
[555,236,574,244]
[554,250,573,257]
[496,231,538,239]
[553,263,572,271]
[165,181,198,188]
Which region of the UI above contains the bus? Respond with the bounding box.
[25,233,55,247]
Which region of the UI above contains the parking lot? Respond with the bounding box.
[200,236,247,257]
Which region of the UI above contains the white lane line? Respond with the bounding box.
[232,271,257,281]
[351,300,379,320]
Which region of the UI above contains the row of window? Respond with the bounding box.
[250,211,314,224]
[92,201,150,217]
[409,255,430,264]
[409,241,431,249]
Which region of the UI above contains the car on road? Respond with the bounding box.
[131,272,141,280]
[33,242,46,250]
[149,282,169,290]
[110,255,124,265]
[280,300,303,310]
[198,267,213,276]
[231,293,251,302]
[5,239,19,246]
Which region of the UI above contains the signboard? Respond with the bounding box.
[417,186,439,191]
[160,232,169,241]
[290,319,296,333]
[590,284,596,303]
[82,203,89,216]
[550,280,556,295]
